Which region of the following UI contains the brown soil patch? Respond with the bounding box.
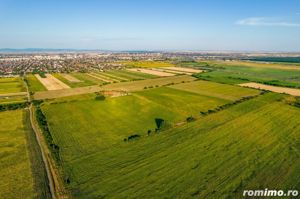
[127,68,175,77]
[239,82,300,96]
[35,74,70,90]
[161,67,203,73]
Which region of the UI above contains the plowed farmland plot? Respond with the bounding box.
[39,80,268,198]
[239,82,300,96]
[35,74,70,90]
[160,66,204,74]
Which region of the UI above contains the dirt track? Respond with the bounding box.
[127,68,175,77]
[239,82,300,96]
[161,67,203,73]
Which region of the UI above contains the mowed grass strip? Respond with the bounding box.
[52,73,94,88]
[0,77,26,94]
[170,80,260,101]
[72,73,104,85]
[106,70,156,80]
[97,72,129,82]
[49,93,300,198]
[25,74,47,92]
[88,72,115,83]
[0,110,36,198]
[0,95,27,104]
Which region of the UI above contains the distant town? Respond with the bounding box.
[1,50,300,76]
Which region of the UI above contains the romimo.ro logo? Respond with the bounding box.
[243,189,298,197]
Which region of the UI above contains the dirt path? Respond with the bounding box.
[24,77,70,199]
[153,68,193,75]
[160,67,204,73]
[238,82,300,96]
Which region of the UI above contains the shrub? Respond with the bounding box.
[95,95,105,101]
[186,116,196,122]
[36,106,61,163]
[0,102,29,112]
[125,134,141,141]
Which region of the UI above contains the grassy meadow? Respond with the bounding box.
[0,77,26,94]
[40,90,300,198]
[25,74,46,92]
[39,80,269,198]
[0,95,27,105]
[0,110,50,199]
[2,60,300,199]
[194,60,300,88]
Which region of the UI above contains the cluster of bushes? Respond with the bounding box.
[124,118,172,142]
[289,97,300,108]
[186,116,196,122]
[227,76,250,81]
[124,134,141,142]
[144,85,161,90]
[200,92,266,116]
[36,106,61,163]
[95,92,105,101]
[32,69,47,78]
[258,80,300,89]
[0,102,29,112]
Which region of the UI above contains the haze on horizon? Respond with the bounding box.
[0,0,300,52]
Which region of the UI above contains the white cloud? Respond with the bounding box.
[236,17,300,27]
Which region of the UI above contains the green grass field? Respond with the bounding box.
[0,95,27,104]
[194,60,300,88]
[52,73,97,88]
[2,60,299,199]
[0,77,26,94]
[40,90,300,198]
[0,110,51,199]
[71,73,104,86]
[170,80,259,101]
[25,74,47,92]
[39,80,268,198]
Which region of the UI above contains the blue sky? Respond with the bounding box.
[0,0,300,51]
